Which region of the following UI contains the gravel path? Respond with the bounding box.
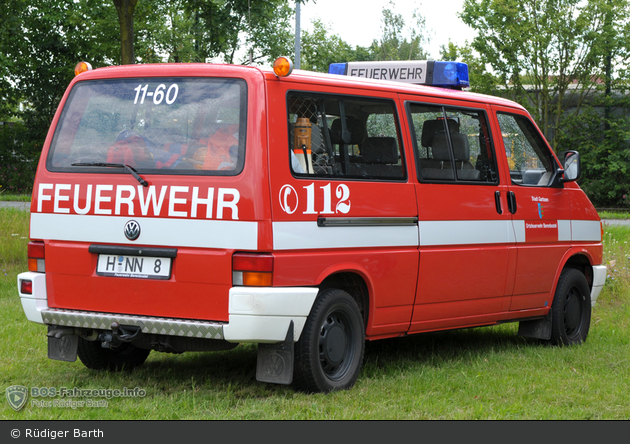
[0,201,30,211]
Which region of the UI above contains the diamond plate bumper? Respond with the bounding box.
[41,309,225,340]
[20,270,318,344]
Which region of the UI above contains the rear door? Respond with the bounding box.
[266,81,420,337]
[31,66,268,322]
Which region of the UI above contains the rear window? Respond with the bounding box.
[47,77,247,175]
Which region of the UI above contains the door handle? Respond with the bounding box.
[494,191,502,215]
[507,191,517,214]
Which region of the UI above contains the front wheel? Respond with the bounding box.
[293,289,365,393]
[549,268,591,346]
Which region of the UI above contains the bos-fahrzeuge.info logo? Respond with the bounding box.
[6,385,146,411]
[6,385,28,411]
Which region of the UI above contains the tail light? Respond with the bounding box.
[232,253,274,286]
[28,241,46,273]
[20,279,33,294]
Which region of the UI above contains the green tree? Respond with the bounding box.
[184,0,298,65]
[0,0,120,133]
[300,19,368,72]
[461,0,630,146]
[438,41,499,95]
[299,1,431,73]
[113,0,139,64]
[0,0,307,192]
[0,0,122,191]
[236,0,296,65]
[555,93,630,207]
[369,0,430,61]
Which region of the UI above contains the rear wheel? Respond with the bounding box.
[293,289,365,393]
[77,338,150,371]
[549,268,591,346]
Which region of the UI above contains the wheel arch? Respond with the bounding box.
[548,249,595,307]
[318,271,370,329]
[519,251,594,341]
[563,252,594,289]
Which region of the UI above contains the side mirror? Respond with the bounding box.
[561,150,581,182]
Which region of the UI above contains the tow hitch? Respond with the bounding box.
[98,322,142,348]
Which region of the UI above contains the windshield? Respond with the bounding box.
[47,77,247,175]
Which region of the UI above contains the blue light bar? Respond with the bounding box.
[328,63,347,75]
[432,61,469,88]
[327,60,469,89]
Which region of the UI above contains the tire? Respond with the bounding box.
[293,288,365,393]
[77,338,150,371]
[549,268,591,346]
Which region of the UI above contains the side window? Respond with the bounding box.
[497,113,556,187]
[287,92,405,180]
[408,103,498,183]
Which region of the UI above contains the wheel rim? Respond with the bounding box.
[564,286,584,337]
[318,309,355,380]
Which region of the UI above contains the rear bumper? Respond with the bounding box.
[591,265,607,307]
[17,272,48,324]
[223,287,318,343]
[40,308,225,339]
[17,272,317,343]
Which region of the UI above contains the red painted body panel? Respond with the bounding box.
[32,65,271,322]
[28,62,603,337]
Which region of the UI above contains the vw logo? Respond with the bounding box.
[124,220,141,241]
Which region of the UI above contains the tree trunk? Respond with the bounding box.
[113,0,138,65]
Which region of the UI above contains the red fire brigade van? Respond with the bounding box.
[17,58,606,393]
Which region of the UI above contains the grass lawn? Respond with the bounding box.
[0,192,31,202]
[597,210,630,220]
[1,209,629,419]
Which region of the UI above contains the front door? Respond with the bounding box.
[491,107,571,311]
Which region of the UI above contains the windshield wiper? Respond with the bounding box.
[71,162,148,187]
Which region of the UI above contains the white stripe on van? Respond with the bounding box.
[558,220,572,241]
[30,213,258,250]
[272,219,601,250]
[570,219,602,242]
[418,220,517,246]
[513,219,526,243]
[272,221,419,250]
[30,213,600,251]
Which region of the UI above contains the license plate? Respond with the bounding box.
[96,254,172,280]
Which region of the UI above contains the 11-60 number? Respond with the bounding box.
[133,83,179,105]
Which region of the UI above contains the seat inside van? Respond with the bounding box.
[419,118,479,181]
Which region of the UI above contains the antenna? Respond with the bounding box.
[249,0,253,64]
[295,1,301,69]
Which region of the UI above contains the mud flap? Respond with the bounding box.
[256,321,294,385]
[517,312,552,340]
[47,327,78,362]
